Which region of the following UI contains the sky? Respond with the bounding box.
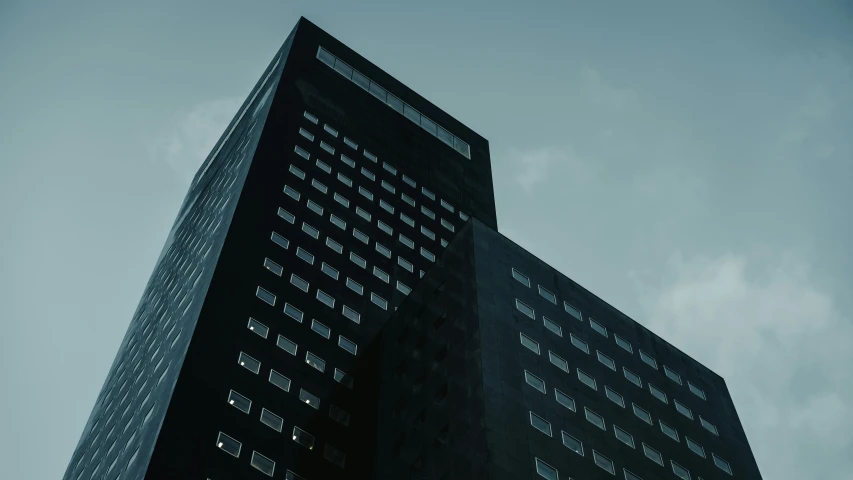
[1,0,851,479]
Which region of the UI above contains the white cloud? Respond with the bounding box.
[509,146,592,193]
[633,251,853,480]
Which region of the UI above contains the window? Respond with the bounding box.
[290,274,309,292]
[561,432,583,455]
[338,335,357,355]
[373,266,390,283]
[292,426,314,449]
[674,399,693,419]
[360,167,375,181]
[310,179,327,194]
[381,180,395,193]
[700,416,718,435]
[340,154,356,168]
[296,247,315,265]
[671,461,691,480]
[420,247,435,262]
[378,220,393,235]
[543,317,562,336]
[311,319,331,338]
[238,352,260,374]
[605,386,625,407]
[363,150,378,162]
[663,366,682,385]
[614,425,634,448]
[688,381,707,400]
[402,174,416,187]
[278,207,296,224]
[371,293,388,310]
[614,334,633,353]
[570,334,589,353]
[400,213,415,227]
[660,420,679,441]
[305,352,325,372]
[640,350,658,369]
[379,199,394,213]
[381,162,397,175]
[349,252,367,268]
[564,302,582,320]
[250,450,276,477]
[440,198,454,212]
[216,432,241,457]
[421,205,435,219]
[420,225,435,240]
[459,211,469,221]
[593,450,615,475]
[538,286,557,304]
[520,333,540,354]
[643,443,663,466]
[294,145,310,160]
[713,453,733,474]
[299,388,320,409]
[324,444,346,468]
[585,407,605,430]
[649,384,668,404]
[589,318,608,337]
[535,458,559,480]
[269,370,291,392]
[633,404,652,424]
[624,367,642,387]
[333,368,354,389]
[330,404,351,426]
[260,409,284,433]
[276,335,297,355]
[375,242,391,258]
[399,234,414,248]
[301,222,319,239]
[333,192,350,208]
[398,256,414,272]
[342,305,361,324]
[401,193,415,207]
[271,231,289,249]
[554,389,575,411]
[343,137,357,149]
[577,369,597,390]
[315,159,331,173]
[256,287,276,306]
[549,351,569,372]
[358,186,373,201]
[515,299,535,319]
[289,164,306,179]
[624,471,643,480]
[524,370,546,393]
[303,111,318,124]
[227,390,251,413]
[397,281,411,295]
[529,411,552,436]
[421,187,435,200]
[337,172,352,187]
[440,218,454,232]
[597,351,616,370]
[323,124,338,137]
[247,318,268,339]
[299,128,314,141]
[345,278,363,295]
[307,199,323,215]
[330,214,346,230]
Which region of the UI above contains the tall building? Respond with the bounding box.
[62,16,762,480]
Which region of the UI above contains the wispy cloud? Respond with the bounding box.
[633,251,853,480]
[509,146,593,193]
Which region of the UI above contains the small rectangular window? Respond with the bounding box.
[329,404,351,426]
[311,319,331,338]
[397,281,411,295]
[216,432,242,458]
[292,426,315,449]
[337,172,352,187]
[570,334,589,354]
[342,305,361,324]
[524,370,546,393]
[398,256,414,272]
[256,287,276,306]
[674,399,693,419]
[381,180,395,193]
[278,207,296,224]
[399,234,414,248]
[624,470,642,480]
[564,302,582,320]
[614,334,633,353]
[382,162,397,175]
[323,124,338,137]
[333,368,355,389]
[356,206,371,222]
[360,167,375,181]
[649,384,668,404]
[294,145,310,160]
[700,416,718,435]
[401,193,415,206]
[420,225,435,240]
[299,388,320,409]
[338,335,358,355]
[688,381,707,400]
[549,351,569,373]
[295,247,314,265]
[440,218,454,232]
[420,247,435,262]
[250,451,277,478]
[346,278,364,295]
[259,408,284,433]
[535,458,559,480]
[311,179,327,194]
[537,286,557,304]
[276,335,297,355]
[269,369,291,392]
[343,137,357,149]
[440,238,448,248]
[520,332,540,354]
[686,437,705,458]
[402,174,416,187]
[301,222,319,239]
[326,237,343,254]
[624,367,642,387]
[363,150,378,162]
[307,199,324,216]
[349,252,367,268]
[284,303,304,323]
[379,199,394,213]
[329,214,346,230]
[247,318,268,339]
[577,369,597,390]
[289,164,306,179]
[340,154,356,168]
[459,211,469,221]
[238,352,260,374]
[605,386,625,407]
[585,407,605,430]
[614,425,634,448]
[664,366,683,385]
[376,220,393,235]
[305,352,325,372]
[660,420,679,442]
[589,318,608,337]
[315,159,331,173]
[375,242,391,258]
[593,450,615,475]
[597,351,616,371]
[320,141,335,155]
[440,199,454,212]
[271,231,289,249]
[713,453,733,474]
[554,389,576,411]
[421,187,435,200]
[299,128,314,141]
[643,443,664,466]
[371,292,388,310]
[671,461,691,480]
[543,317,562,337]
[303,111,318,124]
[400,213,415,227]
[373,266,390,283]
[633,403,653,424]
[640,350,658,369]
[421,205,435,219]
[561,431,583,456]
[333,192,350,208]
[227,390,251,413]
[529,411,552,436]
[358,186,374,201]
[515,299,535,319]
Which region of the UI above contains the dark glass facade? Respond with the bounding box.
[62,16,760,480]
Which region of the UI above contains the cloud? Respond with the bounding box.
[579,65,639,110]
[633,251,853,480]
[509,146,592,193]
[151,97,243,183]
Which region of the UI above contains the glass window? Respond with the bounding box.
[400,213,415,227]
[294,145,310,161]
[440,218,454,232]
[292,426,314,449]
[520,332,540,354]
[284,303,304,322]
[375,242,391,258]
[614,425,634,448]
[289,164,306,179]
[650,384,668,404]
[700,416,718,435]
[398,256,414,272]
[529,411,552,436]
[614,334,632,353]
[296,247,315,265]
[713,453,733,474]
[564,302,582,320]
[397,280,412,295]
[333,58,353,79]
[346,278,363,295]
[378,221,393,235]
[420,225,435,240]
[570,334,589,354]
[349,252,367,268]
[250,450,276,477]
[671,461,691,480]
[421,187,435,200]
[330,214,346,230]
[440,238,448,248]
[515,299,535,319]
[320,141,334,155]
[401,193,415,206]
[597,351,616,370]
[633,403,652,424]
[338,335,357,355]
[340,154,356,168]
[360,167,375,181]
[535,458,559,480]
[674,399,693,419]
[543,317,562,336]
[524,370,546,393]
[402,174,416,187]
[260,409,284,433]
[278,207,296,224]
[310,179,327,194]
[664,366,682,385]
[351,69,369,89]
[271,231,289,249]
[323,124,338,137]
[640,350,658,369]
[342,305,361,324]
[364,150,378,162]
[371,292,388,310]
[247,318,268,339]
[299,128,314,141]
[538,286,557,304]
[605,386,625,408]
[216,432,241,457]
[589,318,608,337]
[337,172,352,187]
[373,266,390,283]
[421,206,435,219]
[269,370,291,392]
[334,368,354,389]
[688,381,707,400]
[333,192,350,208]
[316,159,331,173]
[343,137,357,149]
[227,390,251,413]
[303,111,318,124]
[299,388,320,409]
[307,199,323,216]
[358,186,374,201]
[305,352,325,372]
[585,407,605,430]
[238,352,260,374]
[561,432,583,456]
[660,420,679,442]
[549,351,569,372]
[379,199,394,213]
[284,185,301,201]
[311,319,331,338]
[420,247,435,262]
[276,335,297,355]
[440,198,454,212]
[290,274,309,292]
[326,237,343,254]
[301,222,319,239]
[459,211,469,221]
[643,443,663,466]
[624,367,642,387]
[399,234,414,248]
[554,389,575,411]
[381,180,395,193]
[577,369,597,390]
[593,450,615,475]
[329,404,351,426]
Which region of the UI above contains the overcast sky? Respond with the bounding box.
[1,1,851,479]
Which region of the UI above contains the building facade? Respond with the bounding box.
[62,16,762,480]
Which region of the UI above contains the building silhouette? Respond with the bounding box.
[62,17,761,480]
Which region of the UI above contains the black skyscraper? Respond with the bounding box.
[63,17,761,480]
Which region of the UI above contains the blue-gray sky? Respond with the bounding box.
[1,1,851,479]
